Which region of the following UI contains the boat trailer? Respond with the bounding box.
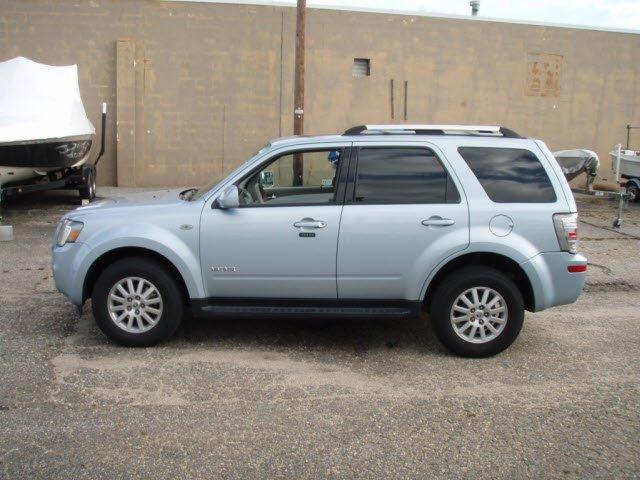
[555,137,637,229]
[610,141,637,228]
[569,142,637,229]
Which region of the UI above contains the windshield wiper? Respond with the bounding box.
[179,187,198,200]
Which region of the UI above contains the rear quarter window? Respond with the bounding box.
[457,147,556,203]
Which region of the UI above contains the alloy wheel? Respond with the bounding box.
[450,286,508,344]
[107,276,164,333]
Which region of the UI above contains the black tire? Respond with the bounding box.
[430,266,524,358]
[626,182,638,202]
[91,257,184,347]
[79,167,96,201]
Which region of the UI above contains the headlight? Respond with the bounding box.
[56,219,84,247]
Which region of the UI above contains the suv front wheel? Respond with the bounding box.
[430,266,524,357]
[91,257,183,347]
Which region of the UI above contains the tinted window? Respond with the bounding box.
[458,147,556,203]
[354,148,460,204]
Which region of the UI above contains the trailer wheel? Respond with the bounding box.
[79,166,96,201]
[626,182,638,202]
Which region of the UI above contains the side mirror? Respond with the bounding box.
[215,185,239,209]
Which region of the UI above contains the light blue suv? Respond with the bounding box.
[52,125,587,357]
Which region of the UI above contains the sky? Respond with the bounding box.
[296,0,640,30]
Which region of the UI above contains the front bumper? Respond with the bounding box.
[52,241,92,306]
[521,251,587,312]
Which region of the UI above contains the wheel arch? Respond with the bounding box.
[626,178,640,201]
[82,247,190,304]
[423,252,535,312]
[626,178,640,188]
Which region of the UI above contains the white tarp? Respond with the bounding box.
[553,149,600,181]
[0,56,95,144]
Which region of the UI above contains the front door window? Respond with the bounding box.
[237,149,343,206]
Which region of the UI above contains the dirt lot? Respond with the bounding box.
[1,188,639,479]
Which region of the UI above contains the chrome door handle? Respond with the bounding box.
[422,216,455,227]
[294,218,327,229]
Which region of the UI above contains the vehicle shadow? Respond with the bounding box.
[170,313,447,357]
[1,190,84,222]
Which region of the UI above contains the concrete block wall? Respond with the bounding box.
[1,0,639,187]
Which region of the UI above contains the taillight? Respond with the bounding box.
[553,213,579,254]
[568,265,586,273]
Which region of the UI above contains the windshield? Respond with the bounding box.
[189,144,271,201]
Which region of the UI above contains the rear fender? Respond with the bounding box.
[419,243,537,302]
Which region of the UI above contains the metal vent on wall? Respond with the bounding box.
[352,58,370,77]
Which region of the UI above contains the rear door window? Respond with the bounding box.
[353,147,460,204]
[458,147,556,203]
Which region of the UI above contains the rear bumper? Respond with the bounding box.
[521,252,587,312]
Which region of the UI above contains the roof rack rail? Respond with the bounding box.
[343,124,523,138]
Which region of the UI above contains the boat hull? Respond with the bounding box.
[0,166,50,187]
[610,150,640,179]
[0,136,92,187]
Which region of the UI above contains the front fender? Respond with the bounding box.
[79,223,205,300]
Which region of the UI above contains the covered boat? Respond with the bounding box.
[553,149,600,183]
[0,57,95,187]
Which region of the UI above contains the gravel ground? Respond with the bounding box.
[0,188,639,479]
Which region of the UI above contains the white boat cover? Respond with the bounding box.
[0,57,95,144]
[553,149,600,181]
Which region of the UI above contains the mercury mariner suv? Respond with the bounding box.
[52,124,587,357]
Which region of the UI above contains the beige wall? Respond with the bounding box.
[1,0,639,186]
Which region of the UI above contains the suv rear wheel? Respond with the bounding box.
[430,266,524,357]
[91,257,183,347]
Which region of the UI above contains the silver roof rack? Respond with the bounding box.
[343,124,522,138]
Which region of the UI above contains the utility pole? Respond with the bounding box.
[292,0,306,185]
